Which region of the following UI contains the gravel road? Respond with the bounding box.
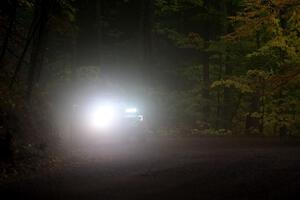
[1,137,300,199]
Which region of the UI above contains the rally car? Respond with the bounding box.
[70,98,146,143]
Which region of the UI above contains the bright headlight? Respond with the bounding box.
[90,105,116,129]
[125,108,137,113]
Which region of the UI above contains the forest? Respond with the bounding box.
[0,0,300,161]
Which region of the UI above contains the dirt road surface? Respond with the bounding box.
[1,137,300,199]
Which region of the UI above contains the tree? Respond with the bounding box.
[214,0,300,135]
[154,0,241,128]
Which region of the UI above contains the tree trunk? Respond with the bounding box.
[27,0,53,99]
[201,42,210,123]
[259,79,266,134]
[96,0,103,66]
[140,0,154,65]
[245,32,261,135]
[0,0,17,66]
[216,54,223,128]
[220,1,234,129]
[221,60,232,129]
[10,2,41,87]
[245,96,260,135]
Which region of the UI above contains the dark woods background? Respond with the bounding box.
[0,0,300,158]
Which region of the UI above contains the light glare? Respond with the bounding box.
[125,108,137,113]
[90,105,116,129]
